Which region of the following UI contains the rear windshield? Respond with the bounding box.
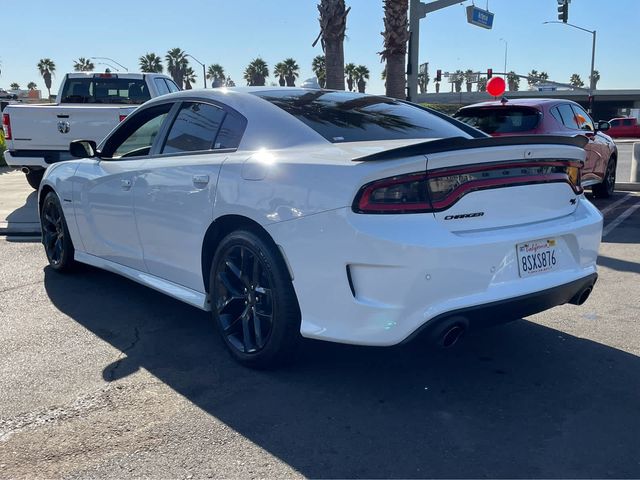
[252,90,466,143]
[455,107,540,134]
[60,77,151,104]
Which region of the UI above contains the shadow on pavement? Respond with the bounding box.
[597,254,640,274]
[44,265,640,478]
[2,190,40,235]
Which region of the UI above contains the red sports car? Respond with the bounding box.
[455,99,618,198]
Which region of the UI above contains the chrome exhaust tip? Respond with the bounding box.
[21,167,30,175]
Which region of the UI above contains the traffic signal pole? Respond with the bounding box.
[407,0,462,101]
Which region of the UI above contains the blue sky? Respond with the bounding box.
[1,0,638,95]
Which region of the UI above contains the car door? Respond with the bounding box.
[554,103,599,183]
[570,104,610,182]
[134,100,247,292]
[73,102,174,271]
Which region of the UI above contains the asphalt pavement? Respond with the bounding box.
[0,169,639,478]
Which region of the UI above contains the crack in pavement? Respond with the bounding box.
[0,280,43,294]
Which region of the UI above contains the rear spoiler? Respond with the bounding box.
[352,135,589,162]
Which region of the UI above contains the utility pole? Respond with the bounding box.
[408,0,462,102]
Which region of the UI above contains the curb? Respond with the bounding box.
[615,182,640,192]
[0,223,41,236]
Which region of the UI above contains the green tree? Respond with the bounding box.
[274,61,287,86]
[225,77,236,87]
[139,53,163,73]
[73,57,94,72]
[165,48,188,88]
[282,58,300,87]
[477,76,487,92]
[244,58,269,86]
[527,69,539,88]
[570,73,584,88]
[464,69,475,93]
[312,55,326,88]
[452,69,464,93]
[207,64,226,88]
[418,71,429,94]
[27,82,37,90]
[380,0,409,99]
[507,71,520,91]
[316,0,349,90]
[344,62,357,91]
[37,58,56,99]
[10,82,19,90]
[353,65,370,93]
[184,66,197,90]
[590,70,600,89]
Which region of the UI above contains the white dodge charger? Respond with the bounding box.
[37,88,602,368]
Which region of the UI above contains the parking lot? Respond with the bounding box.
[1,167,639,478]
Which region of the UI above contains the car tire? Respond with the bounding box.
[210,229,301,369]
[25,170,44,190]
[592,157,616,199]
[41,191,76,272]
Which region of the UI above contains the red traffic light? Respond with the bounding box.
[487,76,506,97]
[487,68,493,79]
[436,69,442,82]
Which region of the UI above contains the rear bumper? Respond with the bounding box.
[4,150,72,168]
[403,273,597,344]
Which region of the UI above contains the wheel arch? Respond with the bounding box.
[38,184,56,216]
[201,214,293,295]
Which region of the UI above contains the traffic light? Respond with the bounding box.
[435,69,442,82]
[557,0,569,23]
[487,68,493,79]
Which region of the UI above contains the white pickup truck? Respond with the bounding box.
[2,72,179,188]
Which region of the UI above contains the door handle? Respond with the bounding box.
[192,174,210,187]
[121,179,132,190]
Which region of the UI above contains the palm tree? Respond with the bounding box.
[418,71,429,94]
[590,70,600,89]
[273,62,287,86]
[380,0,409,99]
[207,64,226,88]
[73,57,94,72]
[452,70,464,93]
[507,71,520,91]
[353,65,370,93]
[527,69,539,88]
[225,77,236,87]
[344,62,357,91]
[244,58,269,86]
[464,69,475,93]
[282,58,300,87]
[312,55,326,88]
[10,83,19,90]
[139,53,163,73]
[184,67,197,90]
[316,0,349,90]
[27,82,37,90]
[570,73,584,88]
[539,71,549,81]
[37,58,56,99]
[165,48,188,88]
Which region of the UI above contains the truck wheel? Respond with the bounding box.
[592,158,616,199]
[25,170,45,190]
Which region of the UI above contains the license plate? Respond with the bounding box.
[516,239,559,277]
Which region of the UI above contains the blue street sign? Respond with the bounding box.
[466,5,494,30]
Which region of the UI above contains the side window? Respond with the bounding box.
[165,79,180,93]
[162,102,226,154]
[550,107,563,125]
[610,120,620,127]
[101,104,172,159]
[154,78,170,96]
[214,111,247,149]
[623,119,634,126]
[556,104,579,129]
[571,105,594,132]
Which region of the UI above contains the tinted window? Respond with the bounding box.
[556,104,579,129]
[610,119,621,127]
[253,90,466,143]
[455,107,540,134]
[154,78,170,96]
[214,111,247,149]
[622,119,634,126]
[571,105,594,131]
[102,104,172,159]
[165,80,180,93]
[162,102,226,154]
[60,77,151,104]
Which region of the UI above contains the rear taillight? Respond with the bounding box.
[119,114,128,122]
[2,113,11,140]
[353,160,583,214]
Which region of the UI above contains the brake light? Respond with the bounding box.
[353,160,583,214]
[2,113,11,140]
[119,114,128,122]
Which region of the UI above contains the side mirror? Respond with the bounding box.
[596,121,610,132]
[69,139,97,158]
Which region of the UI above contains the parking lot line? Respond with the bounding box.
[599,193,632,217]
[602,200,640,237]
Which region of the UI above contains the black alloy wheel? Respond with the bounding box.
[41,191,75,271]
[592,158,616,199]
[211,230,300,368]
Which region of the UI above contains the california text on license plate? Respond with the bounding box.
[516,239,559,277]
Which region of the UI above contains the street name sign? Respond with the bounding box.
[466,5,494,29]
